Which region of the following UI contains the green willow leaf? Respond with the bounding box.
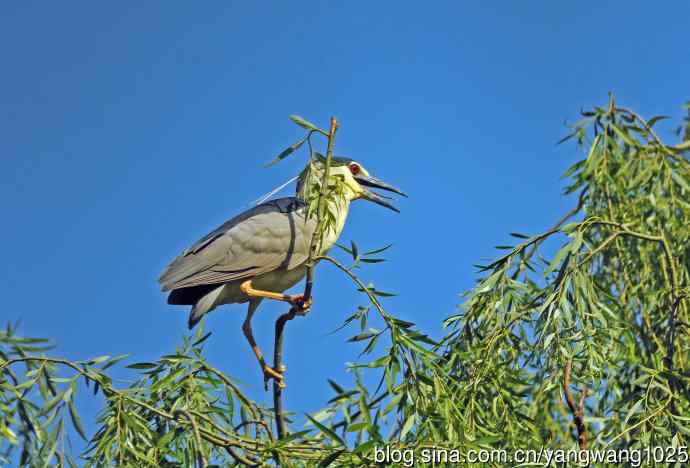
[611,123,639,148]
[289,115,328,135]
[399,414,415,439]
[125,362,159,369]
[306,413,346,446]
[363,244,393,256]
[671,170,690,193]
[68,401,87,441]
[265,136,307,167]
[647,115,669,128]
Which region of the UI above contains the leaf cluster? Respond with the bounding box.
[3,101,690,466]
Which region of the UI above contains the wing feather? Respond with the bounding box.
[158,198,313,291]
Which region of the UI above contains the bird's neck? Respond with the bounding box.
[296,164,357,254]
[319,196,351,254]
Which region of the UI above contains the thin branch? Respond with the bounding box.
[614,106,688,157]
[224,446,260,467]
[195,364,260,418]
[272,307,297,441]
[663,295,683,417]
[272,117,339,441]
[604,397,673,448]
[563,359,588,449]
[674,140,690,152]
[233,420,274,442]
[315,255,388,320]
[575,232,620,270]
[513,186,589,279]
[304,117,339,301]
[174,410,207,468]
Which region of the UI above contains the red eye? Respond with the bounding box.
[349,163,360,175]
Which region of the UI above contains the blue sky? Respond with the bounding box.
[2,1,689,438]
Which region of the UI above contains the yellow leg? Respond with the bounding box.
[242,301,285,389]
[240,280,312,312]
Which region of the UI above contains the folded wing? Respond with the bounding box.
[158,198,313,292]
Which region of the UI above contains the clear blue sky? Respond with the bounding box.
[2,1,688,434]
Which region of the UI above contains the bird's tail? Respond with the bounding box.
[188,285,225,329]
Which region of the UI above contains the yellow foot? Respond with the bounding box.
[288,294,313,315]
[263,364,285,390]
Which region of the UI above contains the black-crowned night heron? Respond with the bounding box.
[158,155,405,386]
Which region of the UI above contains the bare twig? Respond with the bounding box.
[272,117,339,440]
[272,307,297,441]
[563,359,588,449]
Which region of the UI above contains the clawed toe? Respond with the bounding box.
[262,364,286,390]
[289,294,312,315]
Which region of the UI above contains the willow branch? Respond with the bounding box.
[195,364,260,418]
[233,420,274,442]
[224,446,260,467]
[174,410,207,468]
[614,106,688,157]
[272,309,295,442]
[304,116,339,301]
[513,186,589,279]
[664,295,683,417]
[315,255,388,320]
[272,117,339,441]
[563,359,588,449]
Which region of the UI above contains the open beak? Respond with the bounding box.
[353,173,407,213]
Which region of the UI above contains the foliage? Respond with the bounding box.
[1,325,281,467]
[1,100,689,466]
[430,95,690,456]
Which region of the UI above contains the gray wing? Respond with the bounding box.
[158,197,314,292]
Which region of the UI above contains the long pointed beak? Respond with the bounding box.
[354,174,407,197]
[354,173,407,212]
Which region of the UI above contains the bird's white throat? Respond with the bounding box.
[296,160,359,255]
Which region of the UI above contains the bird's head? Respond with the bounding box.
[297,154,406,212]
